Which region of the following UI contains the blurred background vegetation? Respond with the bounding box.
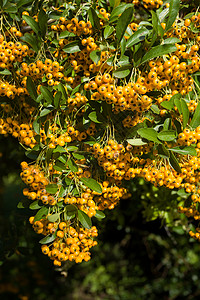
[1,136,200,300]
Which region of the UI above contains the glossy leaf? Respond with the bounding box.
[47,213,60,222]
[88,7,100,30]
[22,15,40,34]
[38,9,48,39]
[80,178,102,194]
[40,86,54,104]
[158,130,177,141]
[113,65,131,78]
[39,233,57,244]
[169,146,197,156]
[169,151,182,173]
[26,76,37,101]
[34,207,49,222]
[190,102,200,129]
[165,0,180,31]
[90,50,101,65]
[95,210,106,219]
[116,7,134,44]
[126,27,149,48]
[127,138,147,146]
[54,91,62,109]
[109,3,133,23]
[157,144,170,158]
[67,158,78,172]
[137,128,161,143]
[141,44,177,65]
[63,41,80,53]
[0,69,11,75]
[104,26,114,39]
[29,200,41,210]
[174,98,189,129]
[78,210,92,229]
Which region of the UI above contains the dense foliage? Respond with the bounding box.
[1,0,200,297]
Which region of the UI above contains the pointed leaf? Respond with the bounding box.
[169,146,197,156]
[39,233,57,244]
[116,7,134,44]
[63,41,80,53]
[88,7,100,30]
[169,151,182,173]
[80,178,102,193]
[26,76,37,101]
[190,102,200,129]
[34,206,48,222]
[90,50,101,65]
[126,138,147,146]
[137,128,161,143]
[38,9,48,38]
[126,27,149,48]
[29,200,41,210]
[104,26,114,39]
[78,210,92,229]
[95,210,105,219]
[67,158,78,172]
[141,44,177,65]
[165,0,180,31]
[22,15,40,34]
[40,86,54,104]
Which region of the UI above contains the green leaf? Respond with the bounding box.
[63,41,80,53]
[59,31,75,38]
[158,130,177,141]
[29,200,41,210]
[47,213,60,222]
[90,50,101,65]
[169,151,182,173]
[0,69,11,75]
[22,15,40,34]
[78,210,92,229]
[140,44,177,65]
[95,210,105,219]
[169,146,197,156]
[116,7,134,44]
[104,26,114,39]
[113,65,131,78]
[67,146,79,151]
[17,0,33,8]
[54,91,62,109]
[33,118,40,135]
[174,98,189,129]
[80,178,102,193]
[164,37,181,44]
[109,3,133,23]
[157,144,170,158]
[57,82,68,101]
[3,3,17,13]
[20,33,40,52]
[53,145,66,153]
[151,104,160,114]
[38,9,48,39]
[67,158,78,172]
[163,118,171,130]
[126,27,149,48]
[34,207,49,222]
[88,111,102,123]
[137,128,161,143]
[72,153,85,160]
[88,7,100,30]
[45,184,58,194]
[39,233,57,244]
[40,106,54,117]
[40,86,54,104]
[165,0,180,31]
[190,102,200,129]
[126,138,147,146]
[26,76,37,101]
